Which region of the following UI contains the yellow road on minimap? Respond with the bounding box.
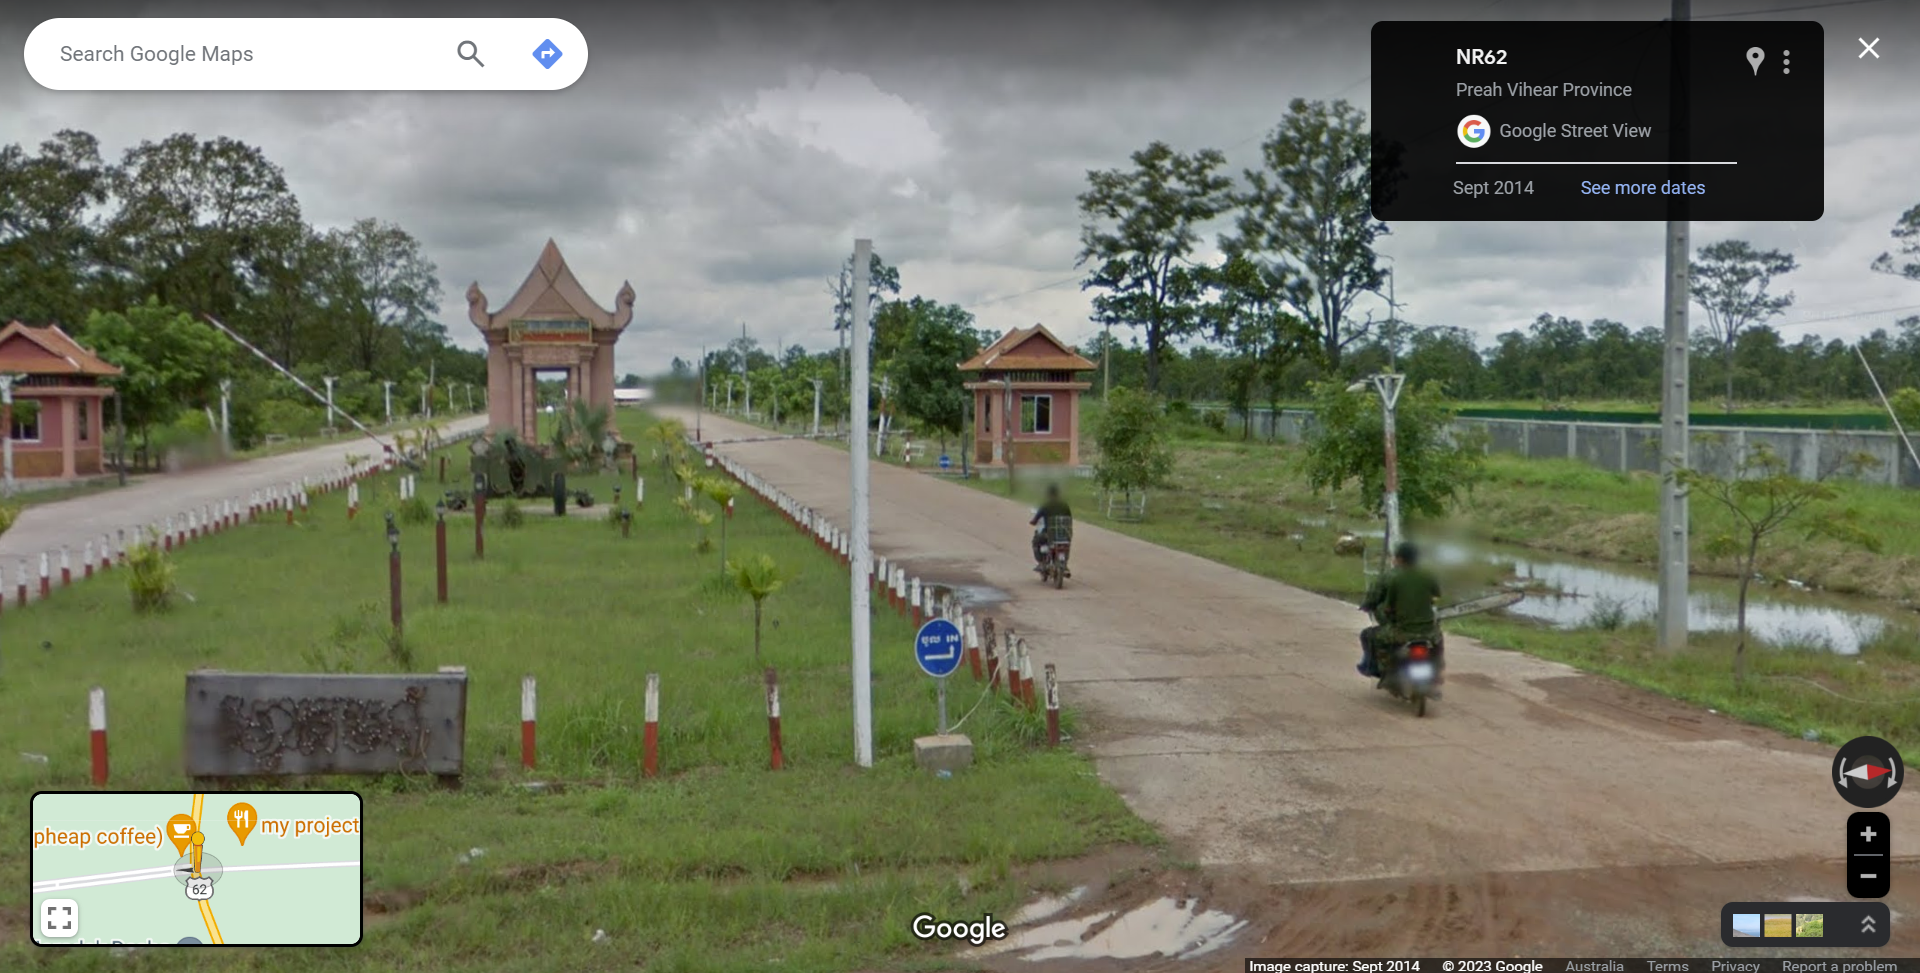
[188,793,222,944]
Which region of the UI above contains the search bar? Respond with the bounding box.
[24,18,587,90]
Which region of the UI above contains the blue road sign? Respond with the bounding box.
[939,454,952,470]
[914,618,964,678]
[532,39,563,69]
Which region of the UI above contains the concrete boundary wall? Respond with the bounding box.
[1207,407,1920,490]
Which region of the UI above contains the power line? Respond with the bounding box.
[1693,0,1891,18]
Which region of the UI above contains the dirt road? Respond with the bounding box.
[0,416,488,591]
[677,411,1917,959]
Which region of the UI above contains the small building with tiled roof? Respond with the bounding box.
[0,321,122,479]
[959,325,1094,468]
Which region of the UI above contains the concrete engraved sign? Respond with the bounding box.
[184,670,468,778]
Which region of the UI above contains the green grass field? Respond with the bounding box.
[1,428,1156,970]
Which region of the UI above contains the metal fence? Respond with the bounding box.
[1207,407,1920,490]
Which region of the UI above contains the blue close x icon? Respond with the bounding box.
[532,39,563,69]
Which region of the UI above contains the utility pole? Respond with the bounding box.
[114,387,125,485]
[850,238,874,768]
[323,376,337,429]
[696,346,704,441]
[1657,0,1692,651]
[875,375,890,456]
[0,374,15,496]
[1374,374,1406,561]
[383,381,394,426]
[1003,373,1016,495]
[810,378,823,436]
[219,379,233,455]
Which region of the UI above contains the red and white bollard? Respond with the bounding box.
[725,497,734,519]
[636,477,644,511]
[965,615,984,680]
[39,551,51,599]
[348,482,359,520]
[985,629,1002,693]
[1044,664,1061,746]
[88,686,108,786]
[765,667,783,771]
[116,529,127,566]
[520,675,537,770]
[1006,632,1024,701]
[162,515,174,551]
[1019,640,1038,709]
[83,542,94,580]
[100,535,112,572]
[60,546,71,587]
[16,558,27,607]
[643,673,660,777]
[909,578,923,626]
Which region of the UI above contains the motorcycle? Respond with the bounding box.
[1039,538,1071,589]
[1382,637,1440,717]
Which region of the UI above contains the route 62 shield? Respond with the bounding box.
[185,876,213,901]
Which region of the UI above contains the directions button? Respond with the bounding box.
[532,39,563,69]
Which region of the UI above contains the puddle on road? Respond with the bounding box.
[940,583,1010,608]
[975,895,1247,962]
[1010,886,1088,925]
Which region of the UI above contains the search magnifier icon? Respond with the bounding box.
[457,41,484,67]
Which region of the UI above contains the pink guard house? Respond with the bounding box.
[0,321,122,479]
[960,325,1094,469]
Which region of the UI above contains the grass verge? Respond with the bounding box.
[3,420,1156,970]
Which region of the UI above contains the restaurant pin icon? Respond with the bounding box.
[228,802,257,846]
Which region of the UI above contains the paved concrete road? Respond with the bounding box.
[677,410,1916,953]
[0,416,488,584]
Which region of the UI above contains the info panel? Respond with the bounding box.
[1372,21,1823,221]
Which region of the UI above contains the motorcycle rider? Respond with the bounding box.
[1358,542,1443,690]
[1030,483,1073,575]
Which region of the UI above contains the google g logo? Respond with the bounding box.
[1457,114,1490,148]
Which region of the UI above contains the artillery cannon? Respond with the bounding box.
[467,430,568,499]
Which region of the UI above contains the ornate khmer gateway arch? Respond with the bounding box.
[467,239,634,440]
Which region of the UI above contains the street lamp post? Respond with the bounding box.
[219,379,233,455]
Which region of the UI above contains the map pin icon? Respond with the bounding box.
[165,813,196,856]
[228,802,257,846]
[1747,47,1765,75]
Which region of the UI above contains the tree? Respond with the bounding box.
[828,250,900,387]
[1076,141,1233,392]
[1093,387,1176,511]
[327,218,442,372]
[82,298,234,451]
[1689,239,1797,412]
[1227,100,1388,369]
[1205,253,1319,430]
[1871,203,1920,284]
[699,475,739,570]
[1302,380,1486,521]
[0,130,112,328]
[728,554,786,666]
[1675,442,1877,686]
[882,297,987,452]
[1402,326,1486,399]
[106,134,304,331]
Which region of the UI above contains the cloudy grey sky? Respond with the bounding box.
[4,0,1919,378]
